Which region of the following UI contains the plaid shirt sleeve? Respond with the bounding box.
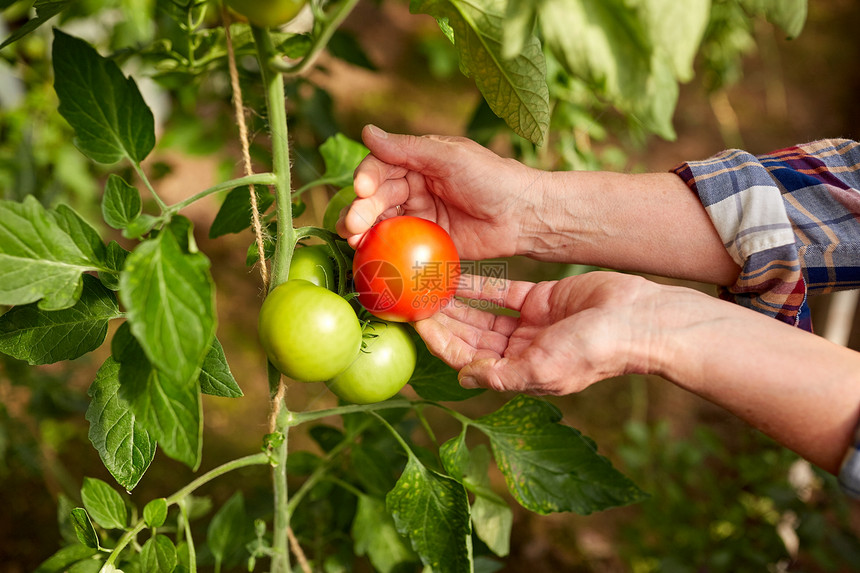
[671,138,860,498]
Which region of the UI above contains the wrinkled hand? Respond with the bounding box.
[338,125,545,260]
[414,271,661,395]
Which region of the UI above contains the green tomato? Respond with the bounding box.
[323,185,357,233]
[225,0,307,28]
[289,245,335,290]
[258,279,362,382]
[326,321,417,404]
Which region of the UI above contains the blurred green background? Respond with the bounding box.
[1,1,860,571]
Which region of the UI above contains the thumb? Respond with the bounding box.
[459,356,534,394]
[361,124,454,176]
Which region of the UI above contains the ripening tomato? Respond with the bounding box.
[352,216,459,322]
[289,245,335,290]
[326,321,417,404]
[258,279,361,382]
[225,0,307,28]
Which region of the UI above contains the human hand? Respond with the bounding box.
[338,125,547,260]
[414,271,661,395]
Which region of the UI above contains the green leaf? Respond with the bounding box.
[302,133,370,189]
[641,0,710,82]
[386,455,473,573]
[81,477,127,530]
[52,30,155,164]
[409,338,484,401]
[199,337,243,398]
[99,241,130,291]
[207,492,252,566]
[741,0,807,39]
[411,0,550,146]
[473,395,647,515]
[0,0,72,50]
[119,229,216,389]
[208,186,274,239]
[0,196,102,310]
[33,544,99,573]
[86,352,157,491]
[536,0,677,138]
[113,323,203,470]
[140,534,177,573]
[69,508,100,549]
[52,204,107,265]
[102,174,143,230]
[144,498,168,528]
[441,434,512,557]
[0,274,119,364]
[353,494,418,573]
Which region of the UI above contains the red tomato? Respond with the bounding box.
[352,216,460,322]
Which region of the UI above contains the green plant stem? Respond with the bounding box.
[370,411,417,460]
[271,416,291,573]
[290,398,414,426]
[103,452,269,569]
[179,500,198,573]
[267,0,361,76]
[133,162,167,211]
[252,24,297,573]
[168,172,278,214]
[253,25,295,291]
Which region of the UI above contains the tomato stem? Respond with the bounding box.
[266,0,361,76]
[253,25,296,292]
[168,172,277,215]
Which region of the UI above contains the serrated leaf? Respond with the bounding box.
[52,204,107,265]
[0,0,72,50]
[69,508,99,549]
[119,229,216,389]
[207,492,252,566]
[86,353,156,491]
[474,395,647,515]
[199,337,242,398]
[52,30,155,164]
[412,0,550,146]
[99,241,130,291]
[114,324,203,470]
[102,174,143,230]
[81,477,127,530]
[0,196,102,310]
[409,338,484,402]
[386,456,473,573]
[140,534,177,573]
[144,498,168,528]
[442,435,511,557]
[302,133,370,189]
[353,494,418,573]
[0,274,119,364]
[208,186,274,239]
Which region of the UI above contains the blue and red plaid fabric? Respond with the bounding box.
[672,138,860,498]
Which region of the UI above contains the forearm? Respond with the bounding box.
[520,170,740,285]
[649,286,860,474]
